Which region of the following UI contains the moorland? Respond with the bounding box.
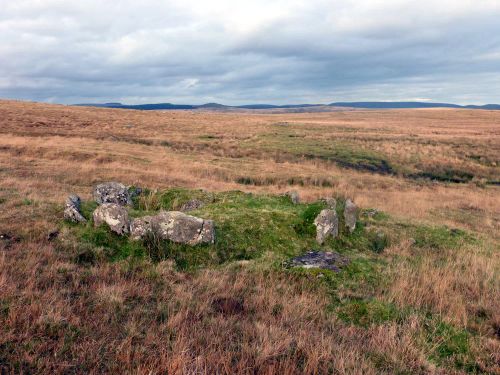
[0,99,498,374]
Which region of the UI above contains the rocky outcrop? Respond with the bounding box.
[288,251,349,272]
[344,199,357,233]
[64,194,87,223]
[314,209,338,244]
[180,199,205,212]
[131,211,215,245]
[93,203,130,235]
[93,182,133,206]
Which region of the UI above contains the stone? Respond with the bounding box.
[93,182,133,206]
[344,199,358,233]
[288,251,349,272]
[130,215,155,240]
[323,197,337,210]
[285,190,300,204]
[314,209,339,244]
[93,203,130,235]
[64,194,86,223]
[47,229,59,241]
[180,199,205,212]
[153,211,215,245]
[131,211,215,245]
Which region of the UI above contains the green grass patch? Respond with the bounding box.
[337,299,403,326]
[424,320,480,371]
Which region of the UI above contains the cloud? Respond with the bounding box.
[0,0,499,104]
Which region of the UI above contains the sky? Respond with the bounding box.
[1,0,500,105]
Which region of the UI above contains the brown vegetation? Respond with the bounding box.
[0,99,498,374]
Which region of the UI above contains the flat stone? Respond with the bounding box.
[288,251,349,272]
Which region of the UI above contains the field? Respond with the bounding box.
[0,99,499,374]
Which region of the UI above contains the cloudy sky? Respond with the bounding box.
[1,0,500,105]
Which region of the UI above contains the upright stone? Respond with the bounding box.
[64,194,87,223]
[314,209,339,244]
[344,199,358,233]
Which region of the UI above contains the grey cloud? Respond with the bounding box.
[0,0,499,105]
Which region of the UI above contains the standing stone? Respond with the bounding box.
[344,199,358,233]
[93,203,130,235]
[314,209,339,244]
[93,182,132,206]
[64,194,87,223]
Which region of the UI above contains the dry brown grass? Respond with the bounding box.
[0,99,499,373]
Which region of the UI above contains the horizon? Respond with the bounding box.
[1,1,500,105]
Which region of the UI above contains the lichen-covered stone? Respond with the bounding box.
[153,211,215,245]
[93,182,133,206]
[314,209,338,244]
[130,211,215,245]
[130,215,155,240]
[93,203,130,235]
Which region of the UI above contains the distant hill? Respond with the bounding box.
[328,101,463,109]
[75,101,500,111]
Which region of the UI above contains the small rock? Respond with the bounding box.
[93,203,130,235]
[314,209,339,244]
[288,251,349,272]
[344,199,358,233]
[93,182,133,206]
[64,194,86,223]
[47,229,59,241]
[285,191,300,204]
[180,199,205,212]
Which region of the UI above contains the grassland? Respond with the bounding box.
[0,100,499,374]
